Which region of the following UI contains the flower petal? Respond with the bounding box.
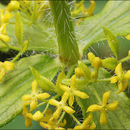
[107,101,118,111]
[49,99,59,107]
[32,80,37,93]
[83,113,92,126]
[102,91,110,106]
[53,108,62,119]
[61,92,69,104]
[30,99,37,111]
[22,95,32,101]
[87,104,102,112]
[37,93,50,100]
[60,84,70,92]
[110,76,118,83]
[100,111,107,125]
[69,95,74,107]
[40,122,51,129]
[124,70,130,80]
[63,106,75,114]
[89,122,96,129]
[33,111,43,121]
[115,63,122,77]
[25,117,32,128]
[73,90,89,99]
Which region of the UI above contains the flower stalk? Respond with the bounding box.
[49,0,80,66]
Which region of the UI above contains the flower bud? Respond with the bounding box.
[7,1,20,12]
[3,61,14,71]
[33,111,43,121]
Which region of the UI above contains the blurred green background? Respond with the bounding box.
[0,0,130,129]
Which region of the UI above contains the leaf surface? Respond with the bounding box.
[76,68,130,129]
[0,55,60,127]
[77,1,130,54]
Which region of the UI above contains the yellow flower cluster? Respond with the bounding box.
[22,80,50,111]
[0,1,19,42]
[87,91,118,125]
[75,52,102,82]
[22,80,67,129]
[74,113,96,129]
[71,0,96,25]
[0,61,14,81]
[21,51,129,129]
[111,63,130,94]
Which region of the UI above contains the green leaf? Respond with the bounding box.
[7,23,58,54]
[0,55,60,127]
[76,68,130,129]
[30,66,56,92]
[102,58,118,70]
[15,12,24,45]
[103,27,119,58]
[77,0,130,54]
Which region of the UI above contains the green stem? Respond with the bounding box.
[56,112,65,126]
[49,0,80,66]
[119,56,130,63]
[42,102,50,115]
[11,52,21,62]
[70,114,81,125]
[37,102,46,108]
[1,40,20,51]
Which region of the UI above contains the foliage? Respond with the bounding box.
[0,0,130,129]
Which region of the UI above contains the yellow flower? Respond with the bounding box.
[88,52,102,70]
[87,0,96,16]
[22,105,33,128]
[87,91,118,125]
[49,92,75,120]
[126,34,130,40]
[0,61,14,81]
[32,111,43,121]
[0,24,11,42]
[40,109,66,129]
[110,63,130,94]
[71,0,95,18]
[74,113,96,129]
[0,10,13,24]
[60,75,89,107]
[7,1,20,12]
[40,121,65,130]
[22,80,50,111]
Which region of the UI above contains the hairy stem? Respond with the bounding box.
[49,0,80,66]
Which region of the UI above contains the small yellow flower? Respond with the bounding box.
[7,1,20,12]
[74,113,96,129]
[0,61,14,81]
[75,67,84,77]
[87,91,118,125]
[3,61,14,71]
[0,24,11,42]
[88,52,102,70]
[0,10,13,24]
[49,92,75,120]
[40,121,65,130]
[22,105,33,128]
[110,63,130,94]
[32,111,43,121]
[22,80,50,111]
[126,34,130,40]
[40,108,66,129]
[60,75,89,107]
